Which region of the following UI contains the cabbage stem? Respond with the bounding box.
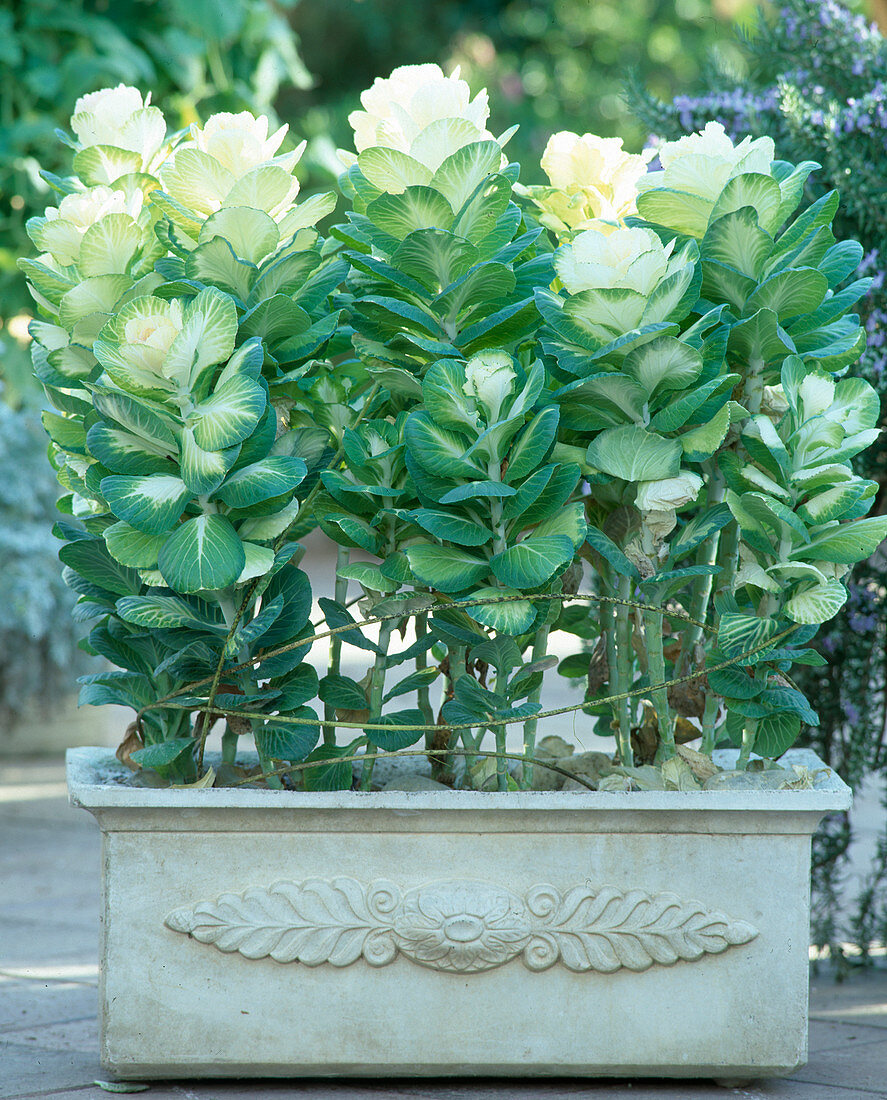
[324,546,350,744]
[615,573,634,767]
[644,606,673,758]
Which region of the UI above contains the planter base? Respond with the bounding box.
[67,746,850,1079]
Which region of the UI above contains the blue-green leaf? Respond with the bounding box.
[439,480,516,504]
[59,538,143,596]
[622,336,703,397]
[718,613,786,663]
[215,457,307,508]
[404,508,492,546]
[104,522,168,569]
[585,526,640,580]
[461,586,537,635]
[383,667,440,703]
[188,373,267,451]
[302,743,354,791]
[403,412,477,478]
[370,709,426,751]
[255,713,319,762]
[366,186,455,239]
[261,567,312,646]
[157,514,246,593]
[490,535,574,588]
[130,739,194,769]
[178,427,239,496]
[784,579,848,624]
[793,517,887,565]
[431,140,503,213]
[115,594,225,631]
[163,286,239,390]
[100,474,191,535]
[86,421,174,476]
[505,406,559,482]
[318,597,382,655]
[319,674,368,711]
[586,425,682,483]
[745,268,828,321]
[404,544,490,593]
[748,711,802,759]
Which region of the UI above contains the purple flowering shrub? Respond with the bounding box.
[631,0,887,960]
[635,0,887,379]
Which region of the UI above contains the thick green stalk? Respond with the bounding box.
[601,573,619,701]
[218,593,282,788]
[714,520,741,603]
[491,667,508,792]
[430,645,468,784]
[615,573,635,767]
[494,727,508,790]
[489,460,508,555]
[643,606,673,759]
[712,363,774,766]
[737,718,758,770]
[217,594,242,766]
[219,727,239,767]
[521,624,550,789]
[415,610,435,728]
[633,604,649,678]
[361,517,401,788]
[324,545,350,744]
[700,692,720,756]
[488,473,510,790]
[702,520,741,762]
[677,471,725,677]
[361,618,394,791]
[458,727,480,773]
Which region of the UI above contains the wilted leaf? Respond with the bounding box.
[115,722,144,772]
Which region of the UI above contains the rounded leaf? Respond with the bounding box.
[157,514,246,593]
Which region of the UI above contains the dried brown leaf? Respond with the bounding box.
[675,743,719,781]
[116,722,144,772]
[674,715,703,744]
[668,678,706,720]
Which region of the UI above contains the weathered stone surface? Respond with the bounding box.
[528,736,577,790]
[381,775,451,793]
[534,736,574,758]
[67,745,850,1080]
[559,751,614,791]
[703,768,798,791]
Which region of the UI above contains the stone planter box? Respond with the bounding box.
[67,745,850,1081]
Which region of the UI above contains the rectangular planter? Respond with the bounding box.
[67,745,850,1081]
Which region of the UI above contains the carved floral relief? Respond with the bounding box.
[165,878,758,974]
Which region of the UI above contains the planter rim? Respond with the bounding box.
[67,745,851,814]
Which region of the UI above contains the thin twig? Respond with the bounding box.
[141,591,715,723]
[230,748,600,791]
[151,623,800,735]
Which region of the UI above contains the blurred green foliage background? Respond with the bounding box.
[285,0,753,174]
[1,0,762,400]
[10,0,886,392]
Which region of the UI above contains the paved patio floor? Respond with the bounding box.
[2,756,886,1100]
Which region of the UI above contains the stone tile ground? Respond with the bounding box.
[2,759,886,1100]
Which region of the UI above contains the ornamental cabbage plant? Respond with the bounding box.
[19,67,887,792]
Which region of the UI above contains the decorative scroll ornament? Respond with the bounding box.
[165,879,758,974]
